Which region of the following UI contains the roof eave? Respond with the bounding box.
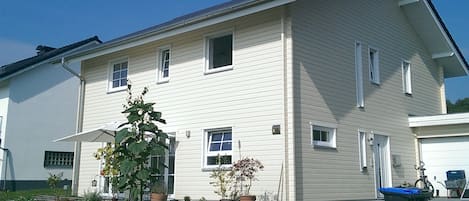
[65,0,295,62]
[0,40,101,82]
[424,0,469,77]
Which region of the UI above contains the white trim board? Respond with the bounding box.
[409,113,469,127]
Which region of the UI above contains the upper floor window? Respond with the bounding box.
[311,122,337,148]
[157,47,171,83]
[355,42,364,108]
[402,61,412,94]
[204,128,232,168]
[205,31,233,74]
[108,59,128,92]
[369,47,380,84]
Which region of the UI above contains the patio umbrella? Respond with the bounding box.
[54,121,121,143]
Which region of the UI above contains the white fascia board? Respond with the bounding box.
[409,113,469,127]
[66,0,295,63]
[423,0,469,75]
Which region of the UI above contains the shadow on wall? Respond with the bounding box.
[9,64,76,104]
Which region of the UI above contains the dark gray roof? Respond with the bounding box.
[0,36,101,79]
[106,0,256,44]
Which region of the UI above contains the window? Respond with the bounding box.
[108,59,128,91]
[204,128,232,167]
[205,32,233,73]
[157,47,171,83]
[355,42,364,108]
[402,61,412,94]
[311,123,337,148]
[44,151,74,168]
[358,131,367,171]
[369,47,380,84]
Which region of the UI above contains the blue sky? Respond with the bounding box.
[0,0,467,102]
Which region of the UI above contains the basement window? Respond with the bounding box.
[44,151,74,168]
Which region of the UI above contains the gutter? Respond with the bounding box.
[63,0,295,62]
[60,58,84,196]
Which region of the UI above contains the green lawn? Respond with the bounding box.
[0,188,72,201]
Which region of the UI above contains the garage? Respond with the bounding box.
[420,136,469,197]
[409,113,469,197]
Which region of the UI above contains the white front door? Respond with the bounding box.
[373,134,392,197]
[151,135,176,198]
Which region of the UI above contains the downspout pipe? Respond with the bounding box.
[0,147,8,191]
[61,57,85,196]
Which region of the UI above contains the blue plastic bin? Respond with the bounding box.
[379,187,432,201]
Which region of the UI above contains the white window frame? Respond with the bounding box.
[368,47,380,84]
[402,60,412,95]
[355,41,364,108]
[358,130,367,171]
[107,58,129,93]
[202,127,233,169]
[157,45,171,83]
[204,29,234,74]
[310,121,337,148]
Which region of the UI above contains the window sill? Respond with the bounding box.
[201,166,232,172]
[312,143,337,149]
[157,78,170,84]
[107,86,127,94]
[204,65,233,75]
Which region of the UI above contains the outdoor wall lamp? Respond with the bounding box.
[185,130,191,138]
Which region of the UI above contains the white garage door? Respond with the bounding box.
[420,136,469,197]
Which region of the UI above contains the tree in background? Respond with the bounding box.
[447,98,469,113]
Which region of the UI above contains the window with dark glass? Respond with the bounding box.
[209,34,232,69]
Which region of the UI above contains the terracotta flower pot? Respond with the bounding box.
[240,195,256,201]
[151,193,168,201]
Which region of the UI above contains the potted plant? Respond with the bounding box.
[231,157,264,201]
[151,182,168,201]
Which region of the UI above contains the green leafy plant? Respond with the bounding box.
[94,143,119,196]
[184,196,191,201]
[209,155,234,200]
[199,197,207,201]
[83,191,103,201]
[14,196,34,201]
[231,157,264,196]
[47,172,63,200]
[113,83,168,201]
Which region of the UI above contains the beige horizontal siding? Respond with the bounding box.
[79,8,286,200]
[291,0,443,200]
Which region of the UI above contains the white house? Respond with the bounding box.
[0,36,101,190]
[63,0,468,200]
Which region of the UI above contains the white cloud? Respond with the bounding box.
[0,38,36,66]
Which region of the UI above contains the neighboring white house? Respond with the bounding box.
[0,36,101,190]
[62,0,468,200]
